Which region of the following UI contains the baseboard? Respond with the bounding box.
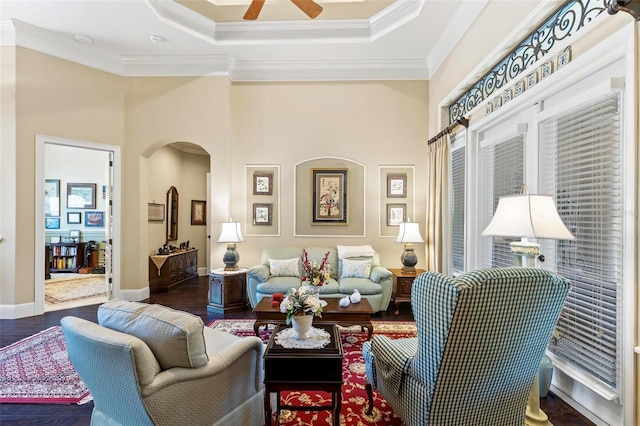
[117,286,150,302]
[549,385,608,426]
[0,302,36,319]
[198,267,207,276]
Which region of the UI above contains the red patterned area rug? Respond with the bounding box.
[0,326,91,404]
[208,319,417,426]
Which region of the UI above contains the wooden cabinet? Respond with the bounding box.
[49,242,86,273]
[389,268,426,315]
[207,269,247,315]
[148,249,198,292]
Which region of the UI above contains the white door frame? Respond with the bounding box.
[35,135,121,314]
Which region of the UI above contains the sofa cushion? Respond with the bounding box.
[339,278,383,295]
[315,279,340,294]
[97,300,208,370]
[269,258,300,277]
[340,258,372,278]
[256,276,302,294]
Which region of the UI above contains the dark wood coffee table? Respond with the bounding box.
[254,297,375,339]
[263,323,343,426]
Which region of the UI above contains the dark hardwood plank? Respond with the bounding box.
[0,276,595,426]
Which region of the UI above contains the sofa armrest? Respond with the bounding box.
[370,266,392,283]
[247,265,270,308]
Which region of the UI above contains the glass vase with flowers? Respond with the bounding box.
[301,250,331,298]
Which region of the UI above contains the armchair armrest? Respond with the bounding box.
[370,335,418,395]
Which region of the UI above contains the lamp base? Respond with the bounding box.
[400,244,418,274]
[222,243,240,271]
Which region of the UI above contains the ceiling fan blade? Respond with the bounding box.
[291,0,323,19]
[243,0,265,20]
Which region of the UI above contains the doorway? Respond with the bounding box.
[35,135,121,315]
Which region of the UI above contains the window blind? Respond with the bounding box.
[539,92,621,397]
[452,145,465,273]
[482,135,525,268]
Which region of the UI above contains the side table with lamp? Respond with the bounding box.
[392,221,426,315]
[482,186,575,426]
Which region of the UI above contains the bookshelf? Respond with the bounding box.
[49,242,86,273]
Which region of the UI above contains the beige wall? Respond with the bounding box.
[1,47,124,306]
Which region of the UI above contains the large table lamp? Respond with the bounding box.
[482,189,575,426]
[217,221,244,271]
[396,221,424,274]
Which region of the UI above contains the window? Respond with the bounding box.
[451,135,465,273]
[540,92,622,397]
[481,135,525,268]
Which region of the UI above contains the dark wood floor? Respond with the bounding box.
[0,276,595,425]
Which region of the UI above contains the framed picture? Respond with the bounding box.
[67,212,82,224]
[67,183,97,209]
[191,200,206,225]
[253,203,272,226]
[50,236,61,244]
[85,211,104,227]
[514,80,525,97]
[312,169,347,224]
[45,179,60,217]
[557,46,571,70]
[526,70,538,89]
[387,203,406,226]
[148,203,165,222]
[253,172,273,195]
[387,174,407,198]
[69,229,80,242]
[45,217,60,229]
[540,60,553,79]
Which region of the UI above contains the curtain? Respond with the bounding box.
[425,134,451,274]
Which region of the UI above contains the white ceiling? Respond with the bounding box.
[0,0,488,81]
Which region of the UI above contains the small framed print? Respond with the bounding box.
[387,174,407,198]
[85,211,104,227]
[253,203,272,226]
[485,101,493,115]
[67,183,97,209]
[45,179,60,217]
[387,203,406,227]
[526,70,538,89]
[493,96,502,110]
[50,236,61,244]
[253,172,273,195]
[503,88,513,104]
[69,229,80,242]
[67,212,82,224]
[557,47,571,70]
[45,217,60,229]
[190,200,206,225]
[148,203,165,222]
[514,80,525,97]
[540,60,553,80]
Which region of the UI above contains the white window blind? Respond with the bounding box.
[539,92,622,397]
[451,143,465,273]
[482,135,525,268]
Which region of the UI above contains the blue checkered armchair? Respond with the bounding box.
[362,267,570,426]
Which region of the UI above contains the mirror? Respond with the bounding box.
[166,186,179,241]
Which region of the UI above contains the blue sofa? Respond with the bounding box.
[247,246,393,313]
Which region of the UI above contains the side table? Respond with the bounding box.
[388,268,426,315]
[207,268,248,315]
[263,323,343,426]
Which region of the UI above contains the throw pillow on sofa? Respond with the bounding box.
[340,258,372,278]
[269,258,300,277]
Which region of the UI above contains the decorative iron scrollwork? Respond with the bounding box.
[449,0,608,124]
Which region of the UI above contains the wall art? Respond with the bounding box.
[67,182,97,209]
[191,200,206,225]
[253,203,272,226]
[312,169,347,224]
[253,172,273,195]
[387,174,407,198]
[45,179,60,217]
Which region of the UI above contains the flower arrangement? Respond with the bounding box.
[302,250,331,287]
[280,286,327,325]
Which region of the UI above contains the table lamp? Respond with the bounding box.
[395,221,424,274]
[217,221,244,270]
[482,187,574,426]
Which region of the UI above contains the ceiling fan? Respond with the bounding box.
[243,0,323,20]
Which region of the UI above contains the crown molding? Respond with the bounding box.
[146,0,424,44]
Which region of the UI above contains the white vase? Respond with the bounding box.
[291,314,313,339]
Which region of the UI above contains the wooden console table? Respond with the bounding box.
[148,249,198,292]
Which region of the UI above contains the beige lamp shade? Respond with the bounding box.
[217,222,245,243]
[481,194,575,241]
[395,222,425,243]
